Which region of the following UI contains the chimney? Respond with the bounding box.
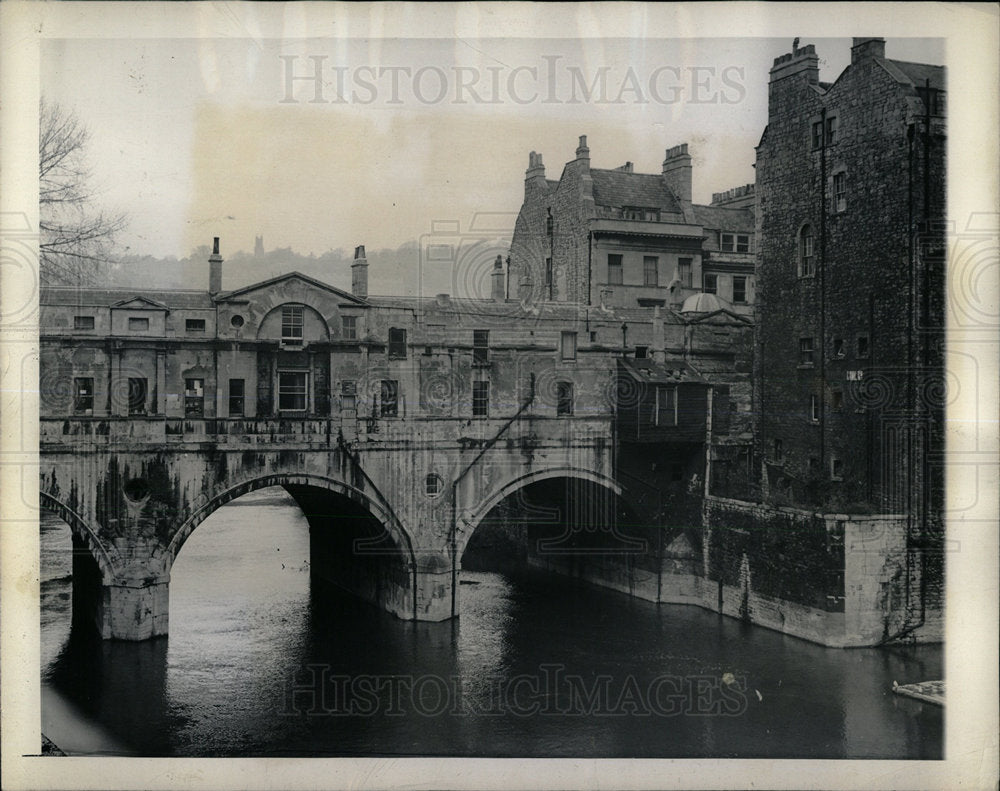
[615,162,634,173]
[491,254,505,301]
[662,143,692,204]
[851,37,886,64]
[351,245,368,299]
[209,237,223,293]
[575,135,590,171]
[769,40,819,86]
[524,151,547,197]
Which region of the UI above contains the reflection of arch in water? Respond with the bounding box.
[39,493,116,637]
[459,467,645,559]
[167,474,418,620]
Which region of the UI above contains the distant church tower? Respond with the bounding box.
[254,235,264,257]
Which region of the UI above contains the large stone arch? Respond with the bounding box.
[456,466,624,559]
[165,472,416,573]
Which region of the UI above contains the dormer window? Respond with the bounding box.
[623,206,660,221]
[281,305,304,345]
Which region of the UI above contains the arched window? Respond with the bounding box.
[799,225,815,277]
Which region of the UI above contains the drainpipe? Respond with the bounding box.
[819,107,827,475]
[449,373,536,617]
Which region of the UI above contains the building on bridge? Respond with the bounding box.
[508,136,756,314]
[39,238,751,641]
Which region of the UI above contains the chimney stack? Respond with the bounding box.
[769,40,819,86]
[851,37,886,64]
[351,245,368,299]
[662,143,692,204]
[491,254,505,301]
[209,237,223,293]
[575,135,590,170]
[524,151,547,198]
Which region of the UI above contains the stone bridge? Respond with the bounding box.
[40,409,621,640]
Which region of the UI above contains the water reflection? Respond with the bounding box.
[40,491,943,759]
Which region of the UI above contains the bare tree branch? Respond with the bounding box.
[39,98,128,286]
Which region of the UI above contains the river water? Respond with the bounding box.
[40,487,943,759]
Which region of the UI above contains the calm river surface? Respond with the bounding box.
[41,488,942,758]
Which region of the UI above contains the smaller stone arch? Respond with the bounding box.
[39,492,119,584]
[456,466,623,558]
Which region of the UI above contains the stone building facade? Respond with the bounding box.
[508,138,756,315]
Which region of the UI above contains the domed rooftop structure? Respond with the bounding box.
[680,292,730,313]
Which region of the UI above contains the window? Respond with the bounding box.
[472,380,489,417]
[184,378,204,417]
[341,381,357,411]
[832,390,844,411]
[810,394,820,423]
[833,337,845,358]
[74,315,95,330]
[811,121,823,150]
[128,317,149,331]
[425,473,444,497]
[643,256,659,287]
[342,316,357,340]
[545,257,553,288]
[127,378,147,415]
[546,210,554,236]
[560,331,577,361]
[556,381,574,416]
[73,377,94,414]
[703,273,718,294]
[799,337,814,366]
[732,276,747,304]
[278,371,308,411]
[773,438,784,462]
[720,233,751,254]
[655,386,677,426]
[831,457,844,481]
[857,335,870,358]
[229,379,245,416]
[473,329,489,366]
[185,318,206,333]
[607,254,623,285]
[281,305,304,346]
[832,171,846,213]
[809,457,819,474]
[634,346,648,359]
[678,258,693,288]
[230,314,245,328]
[388,327,407,358]
[825,115,838,146]
[799,225,815,277]
[380,379,398,417]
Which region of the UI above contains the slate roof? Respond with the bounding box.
[41,287,216,310]
[692,204,755,234]
[618,357,707,385]
[884,59,945,90]
[590,169,682,213]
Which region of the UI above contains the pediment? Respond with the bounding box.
[110,296,170,311]
[216,272,367,307]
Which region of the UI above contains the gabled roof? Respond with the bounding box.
[41,287,216,310]
[111,295,170,310]
[216,271,368,305]
[883,59,945,90]
[590,169,682,213]
[693,205,755,233]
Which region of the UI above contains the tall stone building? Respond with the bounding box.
[754,39,945,520]
[508,137,756,315]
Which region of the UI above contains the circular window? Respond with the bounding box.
[425,473,444,498]
[122,478,150,503]
[230,315,245,328]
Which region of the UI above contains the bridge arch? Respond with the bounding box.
[457,466,623,559]
[40,492,118,585]
[166,472,416,572]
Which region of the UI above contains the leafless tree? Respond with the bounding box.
[39,98,127,285]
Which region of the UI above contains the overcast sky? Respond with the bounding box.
[42,34,944,263]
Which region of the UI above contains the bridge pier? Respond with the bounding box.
[95,580,170,641]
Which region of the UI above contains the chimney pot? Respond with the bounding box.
[208,236,223,293]
[351,244,368,299]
